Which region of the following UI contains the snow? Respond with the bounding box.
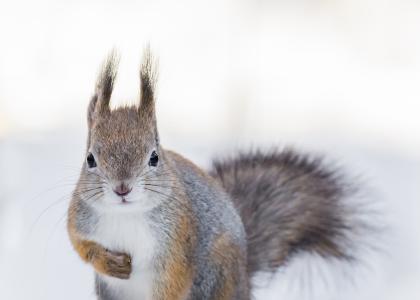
[0,131,419,299]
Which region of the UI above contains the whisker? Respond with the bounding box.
[143,187,192,213]
[42,209,70,265]
[138,163,174,179]
[72,186,102,196]
[141,182,179,187]
[24,177,87,206]
[143,187,182,203]
[138,183,184,192]
[28,186,104,237]
[143,179,179,183]
[86,171,109,182]
[84,190,105,203]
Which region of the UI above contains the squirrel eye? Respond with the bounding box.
[86,152,97,168]
[149,151,159,167]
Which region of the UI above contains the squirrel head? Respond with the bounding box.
[81,49,165,210]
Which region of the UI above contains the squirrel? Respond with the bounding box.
[67,49,369,300]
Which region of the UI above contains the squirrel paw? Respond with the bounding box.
[93,249,132,280]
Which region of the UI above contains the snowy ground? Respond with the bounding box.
[0,130,419,300]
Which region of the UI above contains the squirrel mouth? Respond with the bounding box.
[120,198,130,204]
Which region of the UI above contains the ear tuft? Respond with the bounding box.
[96,49,120,111]
[88,50,119,127]
[139,46,158,114]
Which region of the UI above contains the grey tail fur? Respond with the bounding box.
[210,148,369,277]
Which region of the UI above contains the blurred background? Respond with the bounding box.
[0,0,419,299]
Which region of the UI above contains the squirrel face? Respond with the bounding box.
[86,107,159,205]
[80,50,165,210]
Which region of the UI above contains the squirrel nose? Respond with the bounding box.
[114,183,132,197]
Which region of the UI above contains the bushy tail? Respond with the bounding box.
[210,148,371,277]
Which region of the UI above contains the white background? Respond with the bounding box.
[0,0,419,299]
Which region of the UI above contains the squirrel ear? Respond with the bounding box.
[88,50,120,127]
[138,46,158,120]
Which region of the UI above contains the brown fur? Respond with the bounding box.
[164,151,251,299]
[210,233,245,300]
[154,211,196,300]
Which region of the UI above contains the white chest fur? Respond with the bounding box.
[90,208,158,300]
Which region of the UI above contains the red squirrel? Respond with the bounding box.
[68,49,370,300]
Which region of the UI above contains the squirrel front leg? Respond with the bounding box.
[68,223,132,279]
